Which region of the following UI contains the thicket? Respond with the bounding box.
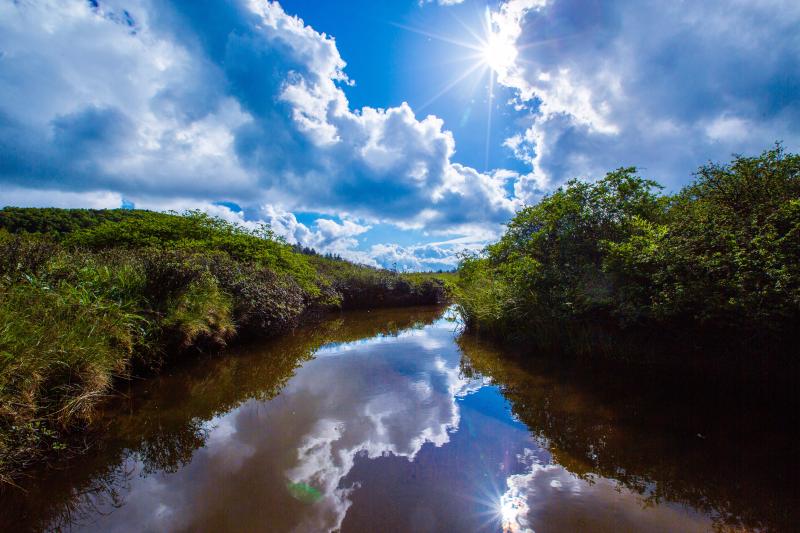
[456,146,800,358]
[0,209,447,483]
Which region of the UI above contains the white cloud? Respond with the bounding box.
[369,242,462,271]
[0,0,516,239]
[0,186,123,209]
[260,205,378,266]
[704,115,751,144]
[488,0,800,197]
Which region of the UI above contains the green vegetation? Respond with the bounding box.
[0,208,447,484]
[309,255,456,309]
[456,145,800,360]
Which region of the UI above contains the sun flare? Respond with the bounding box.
[482,35,503,72]
[481,32,515,75]
[394,7,520,169]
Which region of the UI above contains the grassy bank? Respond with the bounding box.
[456,145,799,364]
[0,208,448,484]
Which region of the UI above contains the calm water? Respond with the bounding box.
[1,306,796,532]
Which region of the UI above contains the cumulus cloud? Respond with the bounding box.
[488,0,800,198]
[261,205,378,265]
[259,204,491,270]
[369,243,454,271]
[0,0,516,236]
[499,448,711,532]
[0,186,123,210]
[3,0,793,267]
[369,240,475,271]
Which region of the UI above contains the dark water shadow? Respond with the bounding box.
[457,333,800,532]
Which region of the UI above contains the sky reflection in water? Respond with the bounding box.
[5,306,785,532]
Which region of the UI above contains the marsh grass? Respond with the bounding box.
[0,279,139,483]
[161,275,236,351]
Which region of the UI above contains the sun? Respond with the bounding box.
[481,32,514,75]
[482,35,503,72]
[392,7,520,169]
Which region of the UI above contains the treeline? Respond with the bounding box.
[0,207,136,235]
[456,146,799,361]
[0,208,448,483]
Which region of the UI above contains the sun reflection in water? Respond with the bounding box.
[499,489,532,533]
[461,466,534,533]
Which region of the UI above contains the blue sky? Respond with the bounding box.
[1,0,798,270]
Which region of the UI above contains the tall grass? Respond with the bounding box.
[0,279,139,482]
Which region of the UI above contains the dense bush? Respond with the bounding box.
[607,146,800,329]
[457,146,800,355]
[203,254,307,336]
[0,207,133,235]
[65,210,320,295]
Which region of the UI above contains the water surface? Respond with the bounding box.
[1,306,795,532]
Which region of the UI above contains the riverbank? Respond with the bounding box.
[0,208,451,484]
[455,146,799,370]
[2,305,792,532]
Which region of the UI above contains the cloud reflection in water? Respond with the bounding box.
[27,308,732,533]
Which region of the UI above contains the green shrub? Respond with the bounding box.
[162,274,235,351]
[0,230,63,281]
[206,256,306,335]
[311,255,447,309]
[457,145,800,352]
[65,210,320,295]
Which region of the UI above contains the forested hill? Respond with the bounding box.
[0,207,141,235]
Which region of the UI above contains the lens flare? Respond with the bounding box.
[392,6,520,170]
[481,10,515,75]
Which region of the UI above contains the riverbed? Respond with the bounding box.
[1,306,794,532]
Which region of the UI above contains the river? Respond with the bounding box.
[1,306,795,532]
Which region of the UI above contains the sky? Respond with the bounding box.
[1,0,798,270]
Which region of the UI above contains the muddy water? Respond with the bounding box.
[1,306,795,532]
